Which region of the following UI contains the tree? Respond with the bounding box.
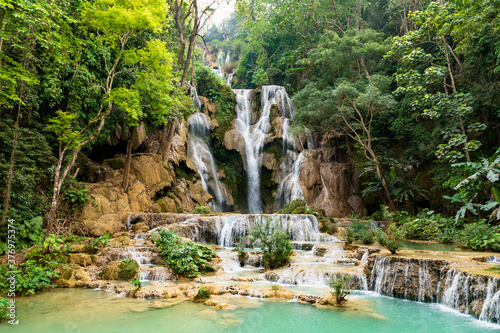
[44,0,169,238]
[250,218,294,269]
[111,39,194,190]
[386,2,483,164]
[294,76,398,212]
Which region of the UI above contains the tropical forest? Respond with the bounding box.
[0,0,500,331]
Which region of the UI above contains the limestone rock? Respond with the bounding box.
[68,253,95,267]
[262,153,278,171]
[57,267,94,288]
[132,122,147,149]
[99,261,121,280]
[80,214,126,237]
[223,129,246,165]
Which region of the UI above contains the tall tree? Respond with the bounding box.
[44,0,170,238]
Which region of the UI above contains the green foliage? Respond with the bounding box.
[0,297,10,323]
[0,237,65,296]
[329,275,352,305]
[153,230,216,278]
[62,182,89,205]
[250,219,294,269]
[131,278,142,289]
[194,285,211,302]
[340,227,355,245]
[375,224,404,254]
[194,64,236,139]
[459,221,500,252]
[118,259,139,281]
[193,206,211,214]
[347,220,375,244]
[85,233,110,254]
[278,199,307,214]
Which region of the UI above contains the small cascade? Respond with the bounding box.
[217,51,224,69]
[277,151,305,207]
[486,256,500,263]
[214,214,336,247]
[266,270,368,290]
[227,68,235,87]
[218,251,243,272]
[190,86,202,111]
[323,247,346,263]
[480,278,500,322]
[367,255,500,323]
[225,51,231,65]
[126,248,152,282]
[203,51,206,64]
[187,112,230,212]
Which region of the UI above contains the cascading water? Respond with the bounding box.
[214,214,336,247]
[225,50,231,65]
[227,68,235,87]
[190,86,202,111]
[187,112,230,212]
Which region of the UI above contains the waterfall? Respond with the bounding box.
[212,68,227,85]
[203,51,206,64]
[367,255,500,323]
[266,270,368,289]
[217,51,224,69]
[190,86,202,111]
[214,214,335,247]
[233,90,262,213]
[187,112,230,212]
[225,50,231,65]
[227,68,235,87]
[278,151,305,207]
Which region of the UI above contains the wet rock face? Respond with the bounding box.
[366,255,500,323]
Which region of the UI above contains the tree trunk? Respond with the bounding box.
[159,119,179,163]
[1,110,20,226]
[181,31,196,85]
[122,131,133,191]
[373,162,397,213]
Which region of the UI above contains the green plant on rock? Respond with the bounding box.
[118,259,139,281]
[153,230,216,278]
[193,206,211,214]
[194,285,211,302]
[329,275,352,305]
[26,234,69,266]
[250,219,294,269]
[85,233,110,254]
[375,224,404,254]
[340,226,355,245]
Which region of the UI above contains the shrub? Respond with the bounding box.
[0,297,10,323]
[375,224,404,254]
[278,199,307,214]
[402,218,440,241]
[153,230,216,278]
[329,275,352,305]
[193,206,211,214]
[349,220,375,244]
[340,227,355,244]
[85,233,110,254]
[118,259,139,281]
[0,260,60,296]
[250,219,294,269]
[194,285,211,302]
[459,221,500,252]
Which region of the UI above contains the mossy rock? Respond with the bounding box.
[118,259,139,281]
[99,261,121,280]
[103,158,125,170]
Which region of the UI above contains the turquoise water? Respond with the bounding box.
[4,288,499,332]
[400,241,459,252]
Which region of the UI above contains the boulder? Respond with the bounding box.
[57,267,94,288]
